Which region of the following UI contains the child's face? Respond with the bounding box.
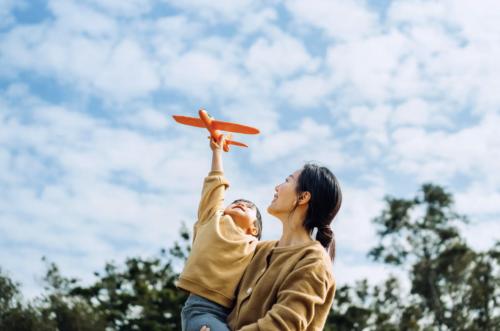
[223,201,258,237]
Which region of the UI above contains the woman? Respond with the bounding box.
[202,163,342,330]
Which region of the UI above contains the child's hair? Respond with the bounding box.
[231,199,263,240]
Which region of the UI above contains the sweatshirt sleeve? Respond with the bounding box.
[237,258,334,331]
[196,171,230,227]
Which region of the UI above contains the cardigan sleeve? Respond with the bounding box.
[237,257,334,331]
[194,171,229,237]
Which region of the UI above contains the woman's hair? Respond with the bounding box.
[295,163,342,261]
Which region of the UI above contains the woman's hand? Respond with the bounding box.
[200,326,210,331]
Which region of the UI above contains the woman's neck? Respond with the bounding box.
[277,209,313,247]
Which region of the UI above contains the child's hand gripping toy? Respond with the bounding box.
[172,109,260,152]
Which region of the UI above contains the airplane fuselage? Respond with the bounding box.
[199,109,223,143]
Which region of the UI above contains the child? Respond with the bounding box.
[177,135,263,331]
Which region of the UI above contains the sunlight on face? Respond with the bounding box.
[267,169,301,218]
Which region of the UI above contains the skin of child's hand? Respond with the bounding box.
[200,326,210,331]
[209,135,225,151]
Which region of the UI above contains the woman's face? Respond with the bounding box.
[267,169,301,217]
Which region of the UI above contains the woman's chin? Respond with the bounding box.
[267,205,276,215]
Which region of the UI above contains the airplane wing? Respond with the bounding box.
[172,115,206,128]
[212,120,260,134]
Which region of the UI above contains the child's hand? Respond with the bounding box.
[209,135,226,152]
[200,326,210,331]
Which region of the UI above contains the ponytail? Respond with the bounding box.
[297,163,342,262]
[315,225,336,260]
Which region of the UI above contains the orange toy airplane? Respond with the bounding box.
[172,109,260,152]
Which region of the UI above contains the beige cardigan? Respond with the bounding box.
[176,171,258,308]
[228,240,335,330]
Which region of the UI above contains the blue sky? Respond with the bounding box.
[1,0,499,298]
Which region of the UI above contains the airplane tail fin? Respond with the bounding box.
[222,133,248,152]
[226,140,248,147]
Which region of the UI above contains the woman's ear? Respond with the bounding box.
[298,191,311,205]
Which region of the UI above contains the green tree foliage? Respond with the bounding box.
[327,183,499,330]
[327,276,426,331]
[1,188,498,330]
[0,224,191,331]
[69,250,187,330]
[0,268,54,331]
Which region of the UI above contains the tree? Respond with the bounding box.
[68,224,191,330]
[368,183,499,330]
[0,268,54,331]
[37,259,108,331]
[0,224,191,331]
[2,189,498,331]
[327,276,424,331]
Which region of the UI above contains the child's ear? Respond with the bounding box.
[250,222,258,236]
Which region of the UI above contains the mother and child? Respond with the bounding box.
[176,135,342,331]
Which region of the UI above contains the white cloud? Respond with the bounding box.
[286,0,379,41]
[326,30,413,103]
[426,43,500,114]
[220,100,279,134]
[165,0,256,22]
[387,0,500,115]
[250,117,332,163]
[0,92,209,297]
[2,0,500,301]
[334,184,386,254]
[238,8,278,35]
[152,15,204,59]
[1,24,160,101]
[0,1,164,102]
[389,98,451,128]
[458,219,500,252]
[334,259,403,287]
[0,0,26,28]
[49,0,118,37]
[162,49,241,101]
[390,114,500,184]
[87,0,155,17]
[93,39,160,99]
[445,0,500,44]
[456,185,500,217]
[349,105,390,140]
[387,0,447,26]
[120,106,171,131]
[244,30,319,80]
[279,74,331,108]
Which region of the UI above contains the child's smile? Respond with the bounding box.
[224,201,259,236]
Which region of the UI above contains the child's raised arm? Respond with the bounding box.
[194,136,229,237]
[210,135,225,172]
